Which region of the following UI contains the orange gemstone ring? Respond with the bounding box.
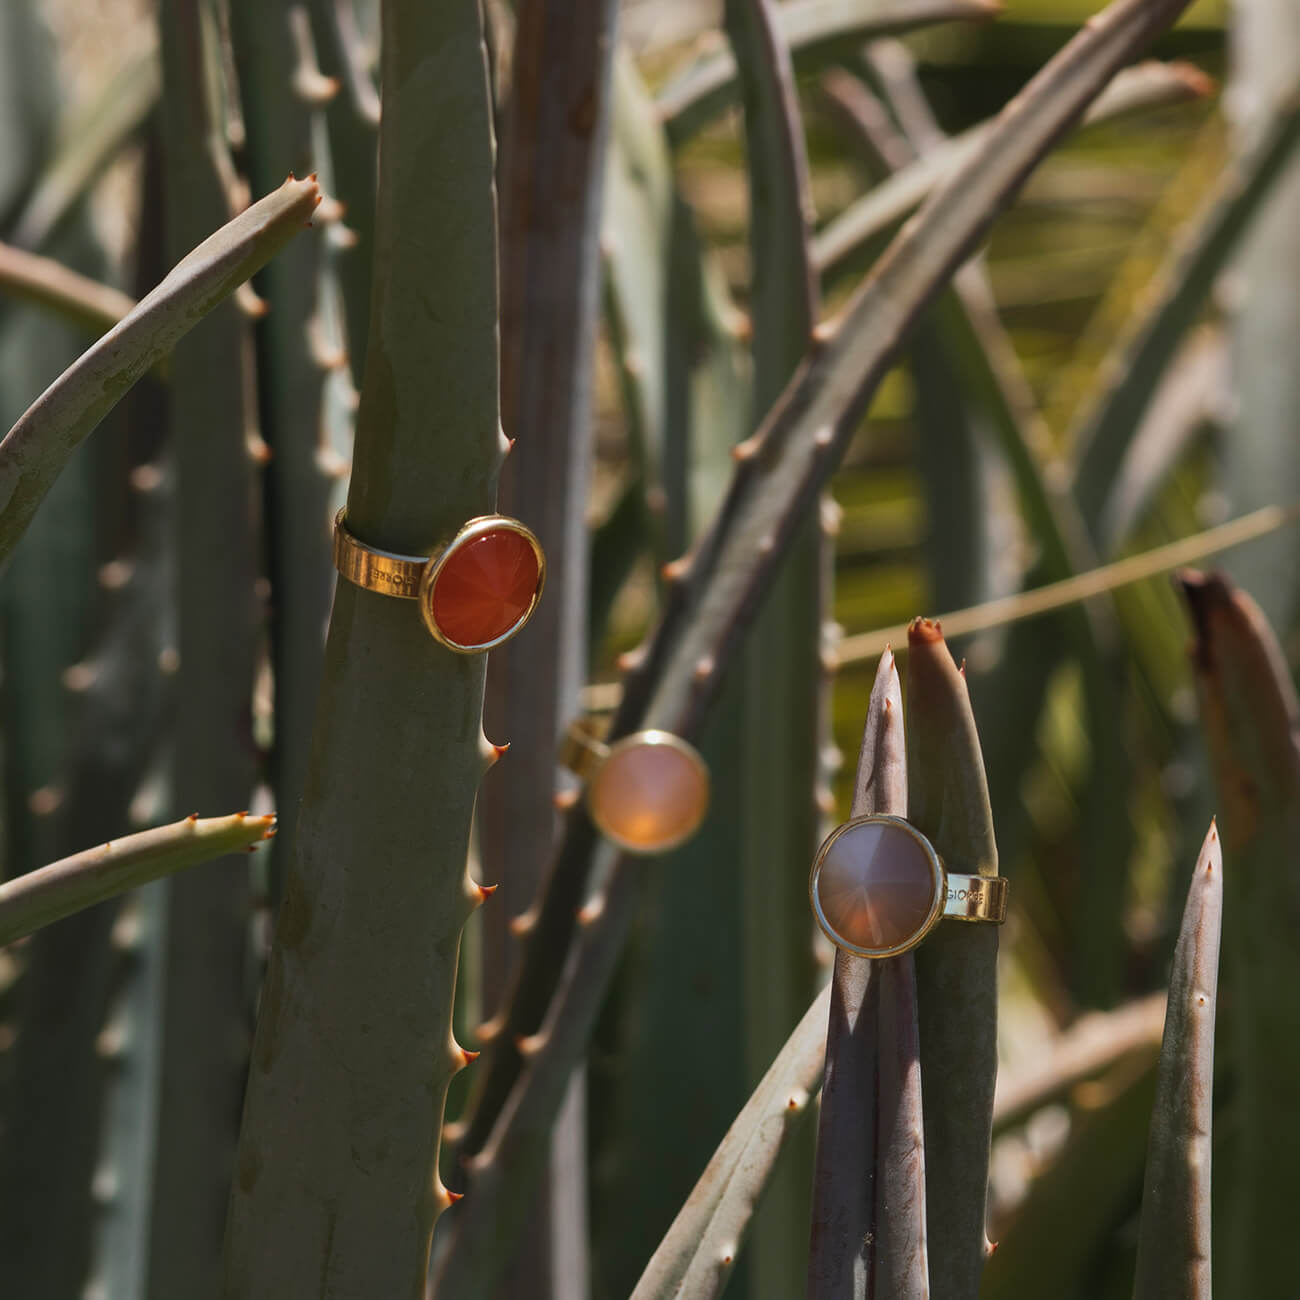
[809,814,1008,958]
[560,721,710,854]
[332,509,545,653]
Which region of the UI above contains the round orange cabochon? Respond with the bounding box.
[429,530,539,647]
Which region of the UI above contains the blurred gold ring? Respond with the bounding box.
[332,509,545,653]
[809,814,1007,959]
[561,721,710,854]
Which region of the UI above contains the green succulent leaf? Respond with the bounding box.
[1134,820,1222,1300]
[0,814,275,947]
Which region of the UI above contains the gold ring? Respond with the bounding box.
[332,509,545,653]
[560,721,710,854]
[809,813,1008,958]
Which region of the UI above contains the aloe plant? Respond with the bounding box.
[3,1,1298,1297]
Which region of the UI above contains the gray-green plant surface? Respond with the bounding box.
[1,0,1296,1296]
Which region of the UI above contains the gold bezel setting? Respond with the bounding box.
[561,723,711,854]
[809,813,946,959]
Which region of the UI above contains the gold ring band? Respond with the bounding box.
[332,514,426,599]
[332,509,546,653]
[558,721,610,782]
[942,873,1008,924]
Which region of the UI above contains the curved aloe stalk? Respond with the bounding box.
[0,813,275,945]
[631,984,831,1300]
[1179,570,1300,1294]
[906,620,999,1299]
[1133,820,1222,1300]
[658,0,1000,147]
[814,60,1210,287]
[807,647,926,1298]
[221,3,503,1293]
[0,241,135,334]
[0,173,320,566]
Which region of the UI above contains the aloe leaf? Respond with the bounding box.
[0,241,135,335]
[602,51,682,561]
[723,2,823,1294]
[0,814,274,946]
[1222,4,1300,632]
[1071,88,1300,541]
[1178,570,1300,1294]
[452,0,1198,1230]
[906,620,999,1299]
[815,60,1212,288]
[0,75,124,1300]
[228,1,337,905]
[0,0,55,228]
[221,2,504,1293]
[588,474,649,658]
[807,648,927,1298]
[0,173,320,569]
[304,0,378,375]
[583,58,753,1300]
[1133,820,1222,1300]
[658,0,1000,147]
[148,7,270,1289]
[630,984,831,1300]
[473,0,619,1291]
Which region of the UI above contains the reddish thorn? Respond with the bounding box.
[476,882,499,900]
[187,813,199,822]
[491,741,510,762]
[445,1188,465,1205]
[460,1048,480,1064]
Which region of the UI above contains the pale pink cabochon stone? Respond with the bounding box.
[813,818,940,953]
[588,737,709,851]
